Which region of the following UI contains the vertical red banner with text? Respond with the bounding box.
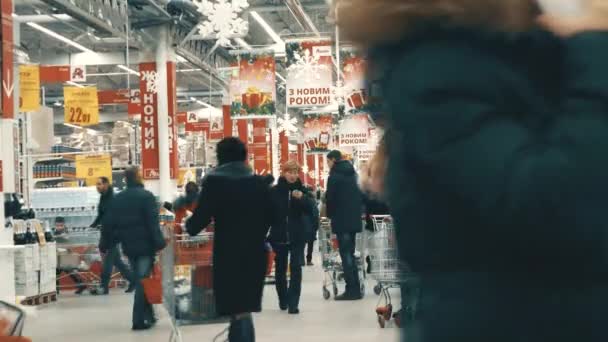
[252,119,268,175]
[2,0,14,119]
[318,154,325,189]
[167,62,178,179]
[139,62,160,179]
[279,131,289,165]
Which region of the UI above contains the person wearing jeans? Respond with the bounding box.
[92,177,134,294]
[128,255,155,327]
[102,167,166,331]
[100,245,135,294]
[326,150,364,301]
[269,161,316,314]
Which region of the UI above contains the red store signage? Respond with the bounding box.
[139,62,160,180]
[2,0,14,119]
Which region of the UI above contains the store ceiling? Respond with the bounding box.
[15,0,332,115]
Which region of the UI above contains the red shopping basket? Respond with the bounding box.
[142,265,163,304]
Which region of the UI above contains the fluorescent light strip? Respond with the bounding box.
[275,72,286,83]
[177,68,203,73]
[88,72,130,77]
[63,123,80,129]
[117,65,140,76]
[66,81,84,88]
[250,11,284,44]
[26,22,95,54]
[234,38,252,50]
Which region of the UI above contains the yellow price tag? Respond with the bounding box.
[64,86,99,126]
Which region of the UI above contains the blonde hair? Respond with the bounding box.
[282,160,301,173]
[334,0,540,46]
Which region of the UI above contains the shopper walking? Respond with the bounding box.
[336,0,608,341]
[325,150,364,300]
[268,161,316,313]
[91,176,135,295]
[101,167,166,331]
[186,137,274,342]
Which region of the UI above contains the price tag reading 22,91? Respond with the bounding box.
[64,86,99,126]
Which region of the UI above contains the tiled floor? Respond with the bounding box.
[24,263,401,342]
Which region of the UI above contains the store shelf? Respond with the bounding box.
[34,157,74,164]
[33,177,75,183]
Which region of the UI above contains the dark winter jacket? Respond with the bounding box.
[377,26,608,341]
[91,188,113,228]
[326,160,363,234]
[101,183,165,257]
[186,162,273,316]
[268,178,316,245]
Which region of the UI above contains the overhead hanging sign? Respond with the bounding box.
[209,116,224,141]
[75,154,112,186]
[128,89,141,116]
[63,86,99,126]
[303,114,333,153]
[97,89,130,104]
[342,55,368,113]
[139,62,160,180]
[230,53,276,117]
[1,0,14,119]
[70,65,87,82]
[285,40,333,108]
[19,65,41,112]
[339,114,370,146]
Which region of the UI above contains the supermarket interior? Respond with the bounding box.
[0,0,401,341]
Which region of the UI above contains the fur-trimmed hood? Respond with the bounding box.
[335,0,542,46]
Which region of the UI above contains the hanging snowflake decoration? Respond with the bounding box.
[141,70,158,94]
[277,112,298,137]
[287,49,329,83]
[195,0,250,47]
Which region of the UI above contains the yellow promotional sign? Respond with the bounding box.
[19,65,41,112]
[75,154,112,186]
[64,86,99,126]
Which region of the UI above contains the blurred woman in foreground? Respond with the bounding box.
[337,0,608,341]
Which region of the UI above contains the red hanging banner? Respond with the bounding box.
[97,89,130,104]
[306,154,316,186]
[1,0,14,119]
[279,131,289,165]
[297,143,305,181]
[209,116,224,141]
[167,62,178,179]
[252,119,268,175]
[139,62,160,180]
[223,105,233,137]
[237,120,248,147]
[39,65,70,84]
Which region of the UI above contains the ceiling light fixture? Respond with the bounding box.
[88,72,130,77]
[234,38,252,50]
[63,123,81,129]
[250,11,284,44]
[26,22,95,54]
[65,81,84,88]
[178,68,203,73]
[117,65,140,76]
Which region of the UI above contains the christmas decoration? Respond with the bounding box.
[331,80,347,107]
[194,0,250,47]
[277,112,298,137]
[286,49,330,83]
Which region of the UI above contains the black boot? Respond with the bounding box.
[228,315,255,342]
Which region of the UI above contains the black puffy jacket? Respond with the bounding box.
[326,160,363,234]
[101,183,165,257]
[269,178,316,245]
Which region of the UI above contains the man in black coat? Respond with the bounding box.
[268,160,316,314]
[102,167,166,331]
[326,150,364,300]
[351,2,608,341]
[187,138,273,342]
[92,176,135,295]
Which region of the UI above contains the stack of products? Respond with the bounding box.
[14,244,40,297]
[51,145,81,154]
[33,165,76,179]
[39,243,57,294]
[111,122,133,167]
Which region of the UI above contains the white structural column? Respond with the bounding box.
[155,25,173,203]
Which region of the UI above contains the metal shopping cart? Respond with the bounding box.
[55,227,105,295]
[367,215,418,328]
[161,226,229,342]
[319,218,366,300]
